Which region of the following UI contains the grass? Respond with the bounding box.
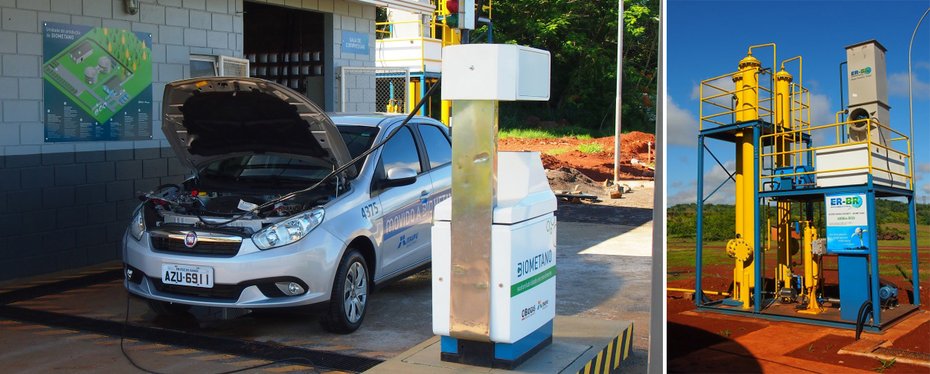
[544,148,570,156]
[498,127,594,140]
[873,358,896,373]
[667,235,929,281]
[878,223,930,247]
[576,143,605,154]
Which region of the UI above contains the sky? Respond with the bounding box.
[666,0,930,206]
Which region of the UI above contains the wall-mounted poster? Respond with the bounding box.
[42,22,153,142]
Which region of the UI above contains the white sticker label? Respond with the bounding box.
[237,199,259,212]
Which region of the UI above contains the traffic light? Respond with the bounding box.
[443,0,474,30]
[445,0,460,28]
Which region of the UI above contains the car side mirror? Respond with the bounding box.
[380,167,417,189]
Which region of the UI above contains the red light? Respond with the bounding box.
[446,0,458,14]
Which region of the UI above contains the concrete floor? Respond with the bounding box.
[0,203,652,373]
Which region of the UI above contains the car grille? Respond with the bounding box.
[151,278,244,300]
[149,229,243,257]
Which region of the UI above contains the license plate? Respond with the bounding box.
[161,264,214,288]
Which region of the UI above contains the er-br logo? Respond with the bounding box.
[830,196,862,208]
[850,66,872,77]
[184,232,198,248]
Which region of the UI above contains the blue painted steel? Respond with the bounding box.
[696,135,705,307]
[493,320,553,360]
[838,254,870,322]
[867,178,881,325]
[419,73,426,115]
[826,249,871,255]
[438,322,553,361]
[441,335,458,354]
[705,143,736,183]
[909,196,921,306]
[753,125,762,313]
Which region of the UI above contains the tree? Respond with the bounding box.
[490,0,659,133]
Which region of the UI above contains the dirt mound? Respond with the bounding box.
[545,167,605,197]
[499,132,655,183]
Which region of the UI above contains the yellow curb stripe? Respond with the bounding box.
[160,348,201,356]
[613,335,622,369]
[602,341,613,373]
[194,354,238,361]
[229,359,271,367]
[264,364,313,372]
[623,323,633,359]
[36,329,79,336]
[7,324,49,331]
[128,343,170,351]
[67,333,108,341]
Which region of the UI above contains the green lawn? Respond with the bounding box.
[498,127,594,140]
[667,233,929,281]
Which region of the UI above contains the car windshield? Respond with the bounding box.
[338,125,379,158]
[337,125,379,170]
[200,155,332,183]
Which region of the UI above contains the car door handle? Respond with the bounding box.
[420,190,429,204]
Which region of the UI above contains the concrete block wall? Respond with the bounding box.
[0,0,375,280]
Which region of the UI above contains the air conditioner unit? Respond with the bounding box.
[218,56,250,77]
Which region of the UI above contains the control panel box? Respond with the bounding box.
[441,44,550,101]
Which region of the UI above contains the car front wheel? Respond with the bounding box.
[321,249,369,333]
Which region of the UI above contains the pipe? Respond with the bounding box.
[668,287,731,297]
[855,300,873,340]
[839,61,847,142]
[907,8,929,195]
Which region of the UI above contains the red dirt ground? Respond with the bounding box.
[667,247,930,373]
[498,132,655,181]
[784,334,926,373]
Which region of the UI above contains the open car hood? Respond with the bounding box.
[162,77,356,178]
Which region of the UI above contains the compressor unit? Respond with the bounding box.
[693,40,920,331]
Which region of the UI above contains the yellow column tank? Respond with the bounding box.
[774,68,795,294]
[728,54,761,309]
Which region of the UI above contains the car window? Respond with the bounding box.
[379,126,422,175]
[418,124,451,168]
[338,125,379,159]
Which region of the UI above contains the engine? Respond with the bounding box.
[139,181,335,234]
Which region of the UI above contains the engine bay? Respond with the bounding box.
[139,178,338,234]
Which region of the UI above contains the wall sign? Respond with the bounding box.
[825,193,870,250]
[342,30,370,55]
[42,22,153,142]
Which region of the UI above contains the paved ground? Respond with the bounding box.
[0,187,654,373]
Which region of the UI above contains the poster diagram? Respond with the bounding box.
[825,193,870,250]
[43,22,152,142]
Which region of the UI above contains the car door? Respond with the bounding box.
[415,123,452,256]
[374,124,434,279]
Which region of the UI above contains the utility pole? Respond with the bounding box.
[613,0,624,183]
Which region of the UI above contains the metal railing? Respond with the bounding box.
[699,70,775,129]
[758,117,913,191]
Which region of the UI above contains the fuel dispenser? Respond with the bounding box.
[430,44,557,368]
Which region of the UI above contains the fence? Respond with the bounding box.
[338,67,411,113]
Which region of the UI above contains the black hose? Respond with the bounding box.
[855,300,873,340]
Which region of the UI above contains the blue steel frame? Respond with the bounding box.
[694,119,921,330]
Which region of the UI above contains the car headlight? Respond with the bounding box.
[252,209,325,250]
[130,208,145,241]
